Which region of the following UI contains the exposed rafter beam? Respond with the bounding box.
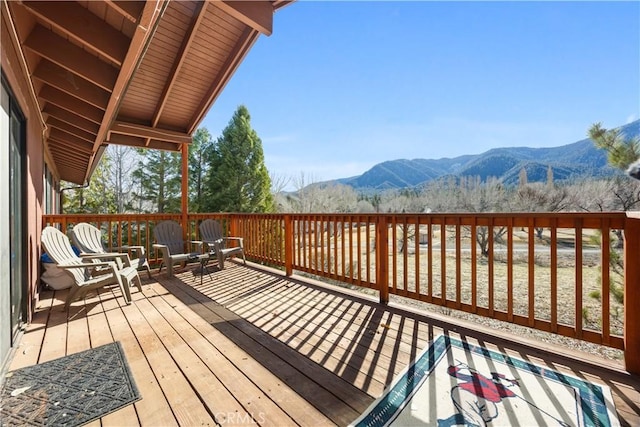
[20,1,129,66]
[189,27,259,133]
[150,1,207,132]
[39,86,105,124]
[24,25,118,92]
[48,154,91,174]
[108,133,182,152]
[216,1,273,36]
[109,121,192,144]
[33,60,110,110]
[42,104,100,135]
[46,117,96,143]
[49,129,95,152]
[106,0,146,23]
[49,159,84,175]
[48,147,90,163]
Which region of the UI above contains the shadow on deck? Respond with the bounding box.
[8,260,640,426]
[163,261,640,426]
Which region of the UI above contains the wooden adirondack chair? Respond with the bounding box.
[152,220,204,277]
[70,222,152,278]
[41,226,142,310]
[199,219,246,270]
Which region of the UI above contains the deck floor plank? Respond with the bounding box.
[8,289,54,370]
[113,286,217,426]
[161,277,344,426]
[191,266,427,395]
[95,286,176,426]
[8,263,640,427]
[133,284,278,427]
[87,287,140,426]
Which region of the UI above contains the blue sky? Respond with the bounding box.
[201,1,640,188]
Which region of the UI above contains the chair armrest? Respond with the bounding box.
[57,261,118,270]
[190,240,204,253]
[79,252,128,269]
[112,245,146,255]
[152,244,171,260]
[223,237,244,248]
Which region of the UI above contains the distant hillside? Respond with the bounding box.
[332,120,639,190]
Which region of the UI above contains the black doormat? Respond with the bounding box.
[0,342,141,426]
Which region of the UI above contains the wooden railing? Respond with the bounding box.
[43,211,640,373]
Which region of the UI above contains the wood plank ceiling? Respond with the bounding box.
[4,0,290,184]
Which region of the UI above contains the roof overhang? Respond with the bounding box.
[3,0,291,184]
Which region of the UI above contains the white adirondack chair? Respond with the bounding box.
[152,220,204,277]
[199,219,246,270]
[41,226,142,310]
[70,222,152,278]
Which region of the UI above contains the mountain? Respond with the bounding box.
[332,120,639,190]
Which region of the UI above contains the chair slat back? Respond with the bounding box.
[200,219,224,248]
[41,226,88,284]
[153,220,186,255]
[70,222,106,254]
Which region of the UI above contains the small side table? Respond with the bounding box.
[188,253,211,285]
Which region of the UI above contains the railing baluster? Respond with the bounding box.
[415,216,420,298]
[427,219,432,300]
[441,216,446,304]
[601,218,610,345]
[392,215,397,292]
[551,218,558,333]
[528,217,535,327]
[471,216,477,312]
[488,217,494,317]
[575,219,583,340]
[455,217,461,308]
[507,217,513,322]
[403,216,408,294]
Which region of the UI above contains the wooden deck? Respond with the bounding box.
[8,261,640,426]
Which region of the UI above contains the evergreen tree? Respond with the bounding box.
[204,106,274,212]
[546,165,554,187]
[189,128,213,212]
[589,122,640,170]
[518,167,528,187]
[132,148,182,213]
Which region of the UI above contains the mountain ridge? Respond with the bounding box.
[328,120,639,190]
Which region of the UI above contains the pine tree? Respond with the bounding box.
[589,122,640,170]
[189,128,213,213]
[204,106,274,213]
[518,167,528,187]
[132,149,182,213]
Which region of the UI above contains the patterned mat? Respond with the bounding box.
[1,342,141,426]
[351,335,619,427]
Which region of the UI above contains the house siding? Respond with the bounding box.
[1,1,47,372]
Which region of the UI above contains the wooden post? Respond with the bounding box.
[624,212,640,374]
[377,215,389,304]
[284,214,293,276]
[181,144,189,242]
[229,214,238,237]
